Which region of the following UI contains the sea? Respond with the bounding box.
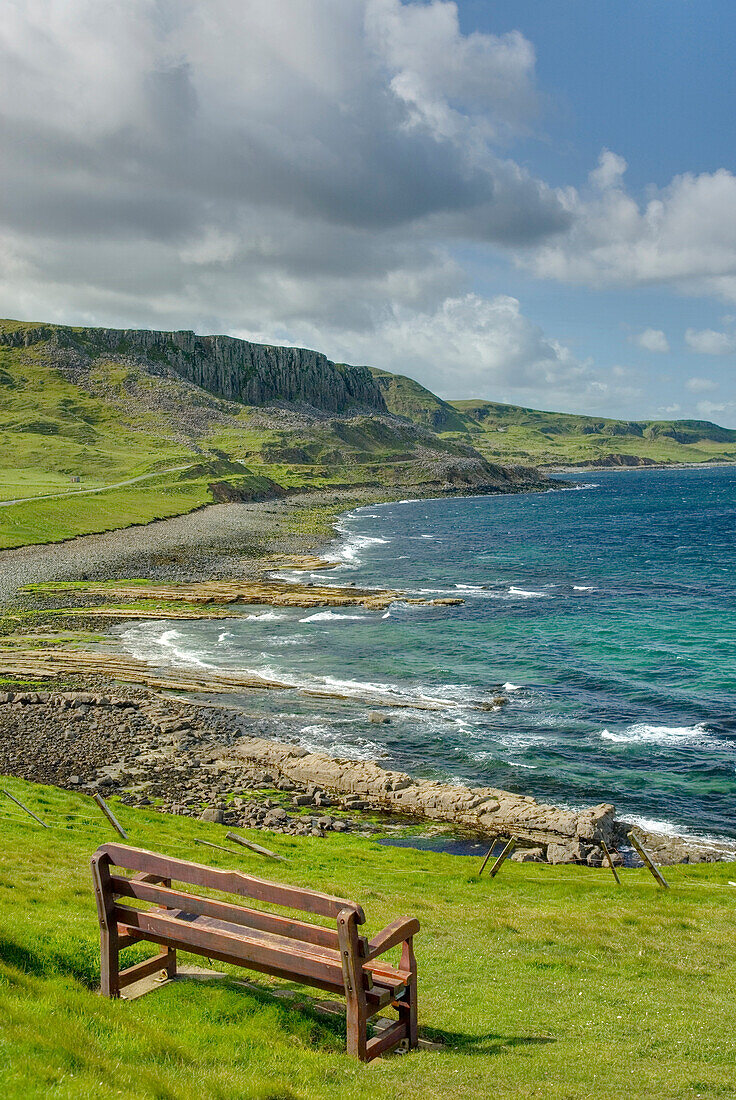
[118,466,736,845]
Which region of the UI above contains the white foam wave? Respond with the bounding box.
[297,724,389,760]
[126,627,216,670]
[548,483,600,492]
[299,611,366,623]
[599,722,715,746]
[508,586,547,599]
[455,584,485,591]
[624,815,736,852]
[573,585,596,591]
[244,610,288,622]
[217,631,234,643]
[502,682,523,692]
[327,524,389,567]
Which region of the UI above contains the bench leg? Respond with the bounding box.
[338,907,369,1061]
[164,946,177,980]
[399,937,418,1050]
[100,928,120,999]
[345,993,368,1062]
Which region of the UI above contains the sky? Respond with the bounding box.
[1,1,736,423]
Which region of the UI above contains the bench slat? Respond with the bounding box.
[113,904,347,988]
[101,843,364,921]
[114,920,346,996]
[366,1021,408,1060]
[110,875,341,951]
[118,951,171,990]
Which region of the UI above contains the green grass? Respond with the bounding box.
[0,474,214,549]
[1,776,734,1099]
[0,331,488,549]
[445,403,736,467]
[370,371,736,466]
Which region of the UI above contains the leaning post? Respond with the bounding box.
[628,831,669,889]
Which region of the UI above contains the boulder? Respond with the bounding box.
[199,807,224,824]
[511,847,545,863]
[547,839,585,864]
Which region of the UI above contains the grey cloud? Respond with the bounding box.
[0,0,600,413]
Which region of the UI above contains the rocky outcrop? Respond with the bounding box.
[227,736,618,858]
[562,453,659,468]
[0,323,387,414]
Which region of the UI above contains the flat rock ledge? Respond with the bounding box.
[229,736,616,863]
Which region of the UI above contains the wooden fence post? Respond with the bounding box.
[601,839,621,885]
[226,832,285,860]
[93,793,128,839]
[489,837,516,878]
[628,832,669,889]
[477,841,496,877]
[1,788,49,827]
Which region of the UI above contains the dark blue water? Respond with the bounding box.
[120,468,736,842]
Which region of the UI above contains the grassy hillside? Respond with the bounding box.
[370,368,736,467]
[1,775,734,1099]
[0,322,524,549]
[449,400,736,467]
[4,315,735,551]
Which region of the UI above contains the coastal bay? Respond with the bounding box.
[2,469,734,862]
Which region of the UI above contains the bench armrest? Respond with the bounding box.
[363,917,420,962]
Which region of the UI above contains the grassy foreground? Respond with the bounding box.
[1,776,734,1099]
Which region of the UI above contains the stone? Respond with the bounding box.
[547,839,585,864]
[368,712,391,724]
[199,807,225,823]
[511,847,545,863]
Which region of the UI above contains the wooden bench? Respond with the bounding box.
[91,843,419,1061]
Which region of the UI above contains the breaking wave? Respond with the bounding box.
[599,722,716,747]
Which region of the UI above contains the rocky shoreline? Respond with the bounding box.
[1,490,732,868]
[0,683,729,866]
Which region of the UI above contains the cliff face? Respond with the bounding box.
[0,323,387,415]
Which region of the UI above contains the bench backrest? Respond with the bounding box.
[93,843,366,963]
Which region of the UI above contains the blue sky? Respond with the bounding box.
[455,0,736,421]
[1,1,736,423]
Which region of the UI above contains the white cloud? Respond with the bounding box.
[589,149,627,192]
[659,404,681,415]
[0,4,733,419]
[526,155,736,302]
[696,400,730,417]
[685,377,718,393]
[296,292,640,413]
[365,0,539,143]
[685,328,736,354]
[0,0,587,410]
[632,328,669,353]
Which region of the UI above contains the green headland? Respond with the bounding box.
[1,318,735,549]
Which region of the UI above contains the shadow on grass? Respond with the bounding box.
[417,1027,556,1056]
[0,933,107,988]
[1,941,555,1060]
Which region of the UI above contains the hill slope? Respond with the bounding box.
[369,369,734,468]
[369,369,736,466]
[1,774,735,1099]
[0,320,548,548]
[450,399,736,467]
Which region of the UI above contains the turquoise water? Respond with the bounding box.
[120,467,736,842]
